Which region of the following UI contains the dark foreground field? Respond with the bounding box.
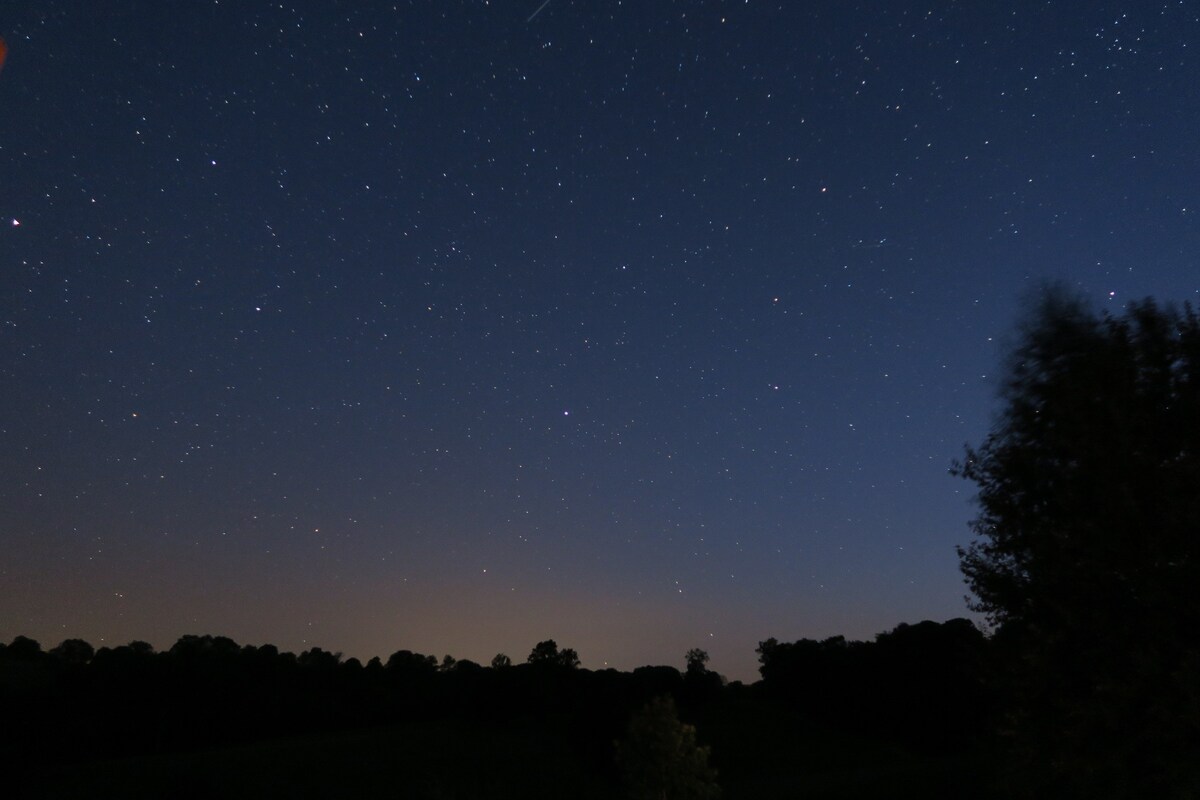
[25,695,989,800]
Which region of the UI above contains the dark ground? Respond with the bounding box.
[25,695,990,800]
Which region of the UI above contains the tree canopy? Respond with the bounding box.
[526,639,580,669]
[955,291,1200,796]
[615,695,720,800]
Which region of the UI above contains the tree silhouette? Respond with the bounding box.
[557,647,580,669]
[490,653,512,669]
[684,649,709,677]
[527,639,580,668]
[955,290,1200,796]
[385,649,437,675]
[6,635,43,660]
[49,639,95,666]
[127,640,155,656]
[527,640,560,664]
[297,647,341,671]
[615,695,720,800]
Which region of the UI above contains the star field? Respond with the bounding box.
[2,1,1199,681]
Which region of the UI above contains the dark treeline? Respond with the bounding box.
[1,621,994,799]
[756,618,992,751]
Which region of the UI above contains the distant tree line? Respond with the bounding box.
[755,618,992,751]
[1,620,990,797]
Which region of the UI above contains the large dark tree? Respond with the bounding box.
[955,291,1200,797]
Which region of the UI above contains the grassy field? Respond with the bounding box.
[27,708,989,800]
[29,718,611,800]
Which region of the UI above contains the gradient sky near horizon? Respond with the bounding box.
[2,1,1198,682]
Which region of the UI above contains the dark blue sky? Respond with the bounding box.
[2,1,1197,680]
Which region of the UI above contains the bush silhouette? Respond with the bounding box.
[615,695,720,800]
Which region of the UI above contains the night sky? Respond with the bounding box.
[2,1,1198,682]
